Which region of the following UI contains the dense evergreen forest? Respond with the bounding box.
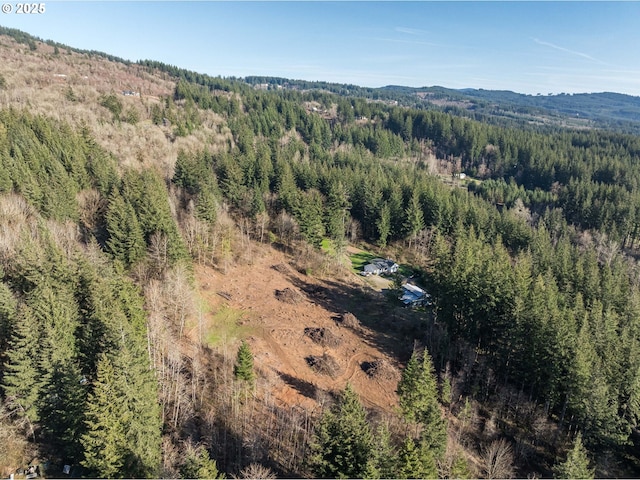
[2,28,640,478]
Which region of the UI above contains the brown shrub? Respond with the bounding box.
[361,358,395,380]
[271,263,291,274]
[338,312,359,329]
[275,288,303,304]
[304,327,341,348]
[306,354,341,378]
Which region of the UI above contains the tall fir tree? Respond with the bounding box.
[2,305,42,428]
[180,444,222,479]
[233,340,255,382]
[81,355,128,478]
[553,433,594,479]
[105,193,146,268]
[364,423,397,479]
[396,437,437,480]
[397,349,447,457]
[310,384,373,479]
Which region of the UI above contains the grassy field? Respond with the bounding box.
[349,250,377,274]
[205,305,253,346]
[320,238,335,256]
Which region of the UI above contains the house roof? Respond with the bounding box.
[367,258,398,269]
[400,283,431,305]
[402,283,425,295]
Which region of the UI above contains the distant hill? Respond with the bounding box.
[380,85,640,133]
[452,88,640,124]
[243,77,640,134]
[3,22,640,134]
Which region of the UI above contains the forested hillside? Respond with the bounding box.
[2,28,640,479]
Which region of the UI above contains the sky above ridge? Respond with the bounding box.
[2,1,640,96]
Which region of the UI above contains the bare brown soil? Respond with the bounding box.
[193,245,403,414]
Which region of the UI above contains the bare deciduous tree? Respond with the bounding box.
[482,439,515,479]
[237,463,276,479]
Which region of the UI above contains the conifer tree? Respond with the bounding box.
[553,433,594,479]
[397,351,421,422]
[78,270,162,477]
[376,203,391,248]
[2,305,41,427]
[310,384,373,479]
[111,277,162,477]
[105,193,146,268]
[403,190,425,248]
[0,281,17,376]
[364,423,397,479]
[180,444,223,479]
[396,437,437,480]
[397,349,447,457]
[233,340,255,382]
[81,355,127,478]
[449,450,472,479]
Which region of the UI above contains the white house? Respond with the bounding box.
[362,258,399,276]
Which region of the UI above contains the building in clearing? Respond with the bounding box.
[400,283,432,307]
[362,258,399,276]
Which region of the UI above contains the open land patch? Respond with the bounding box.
[192,244,404,413]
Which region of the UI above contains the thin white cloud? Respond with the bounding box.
[532,37,607,65]
[395,27,429,36]
[367,36,442,47]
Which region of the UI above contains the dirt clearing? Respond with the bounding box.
[192,243,403,413]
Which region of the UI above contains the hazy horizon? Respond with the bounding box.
[2,1,640,97]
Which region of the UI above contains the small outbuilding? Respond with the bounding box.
[400,283,432,307]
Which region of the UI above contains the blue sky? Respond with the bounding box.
[2,1,640,96]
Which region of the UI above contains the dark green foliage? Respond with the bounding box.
[3,305,42,426]
[100,94,123,121]
[397,350,447,458]
[81,355,127,478]
[396,437,437,480]
[79,268,161,477]
[325,180,350,242]
[0,109,115,221]
[65,86,77,102]
[180,445,223,479]
[233,340,255,382]
[123,107,139,125]
[0,223,161,475]
[553,433,594,479]
[122,169,189,265]
[449,450,472,479]
[31,283,86,460]
[0,281,17,380]
[173,150,219,223]
[364,423,397,479]
[105,193,146,267]
[295,189,326,248]
[310,384,373,479]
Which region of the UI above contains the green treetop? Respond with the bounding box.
[553,433,595,479]
[233,340,255,382]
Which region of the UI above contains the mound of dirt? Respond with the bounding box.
[271,263,291,274]
[304,327,341,348]
[275,288,302,304]
[306,353,342,378]
[337,312,359,329]
[361,358,396,380]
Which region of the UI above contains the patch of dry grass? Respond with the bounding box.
[0,35,232,179]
